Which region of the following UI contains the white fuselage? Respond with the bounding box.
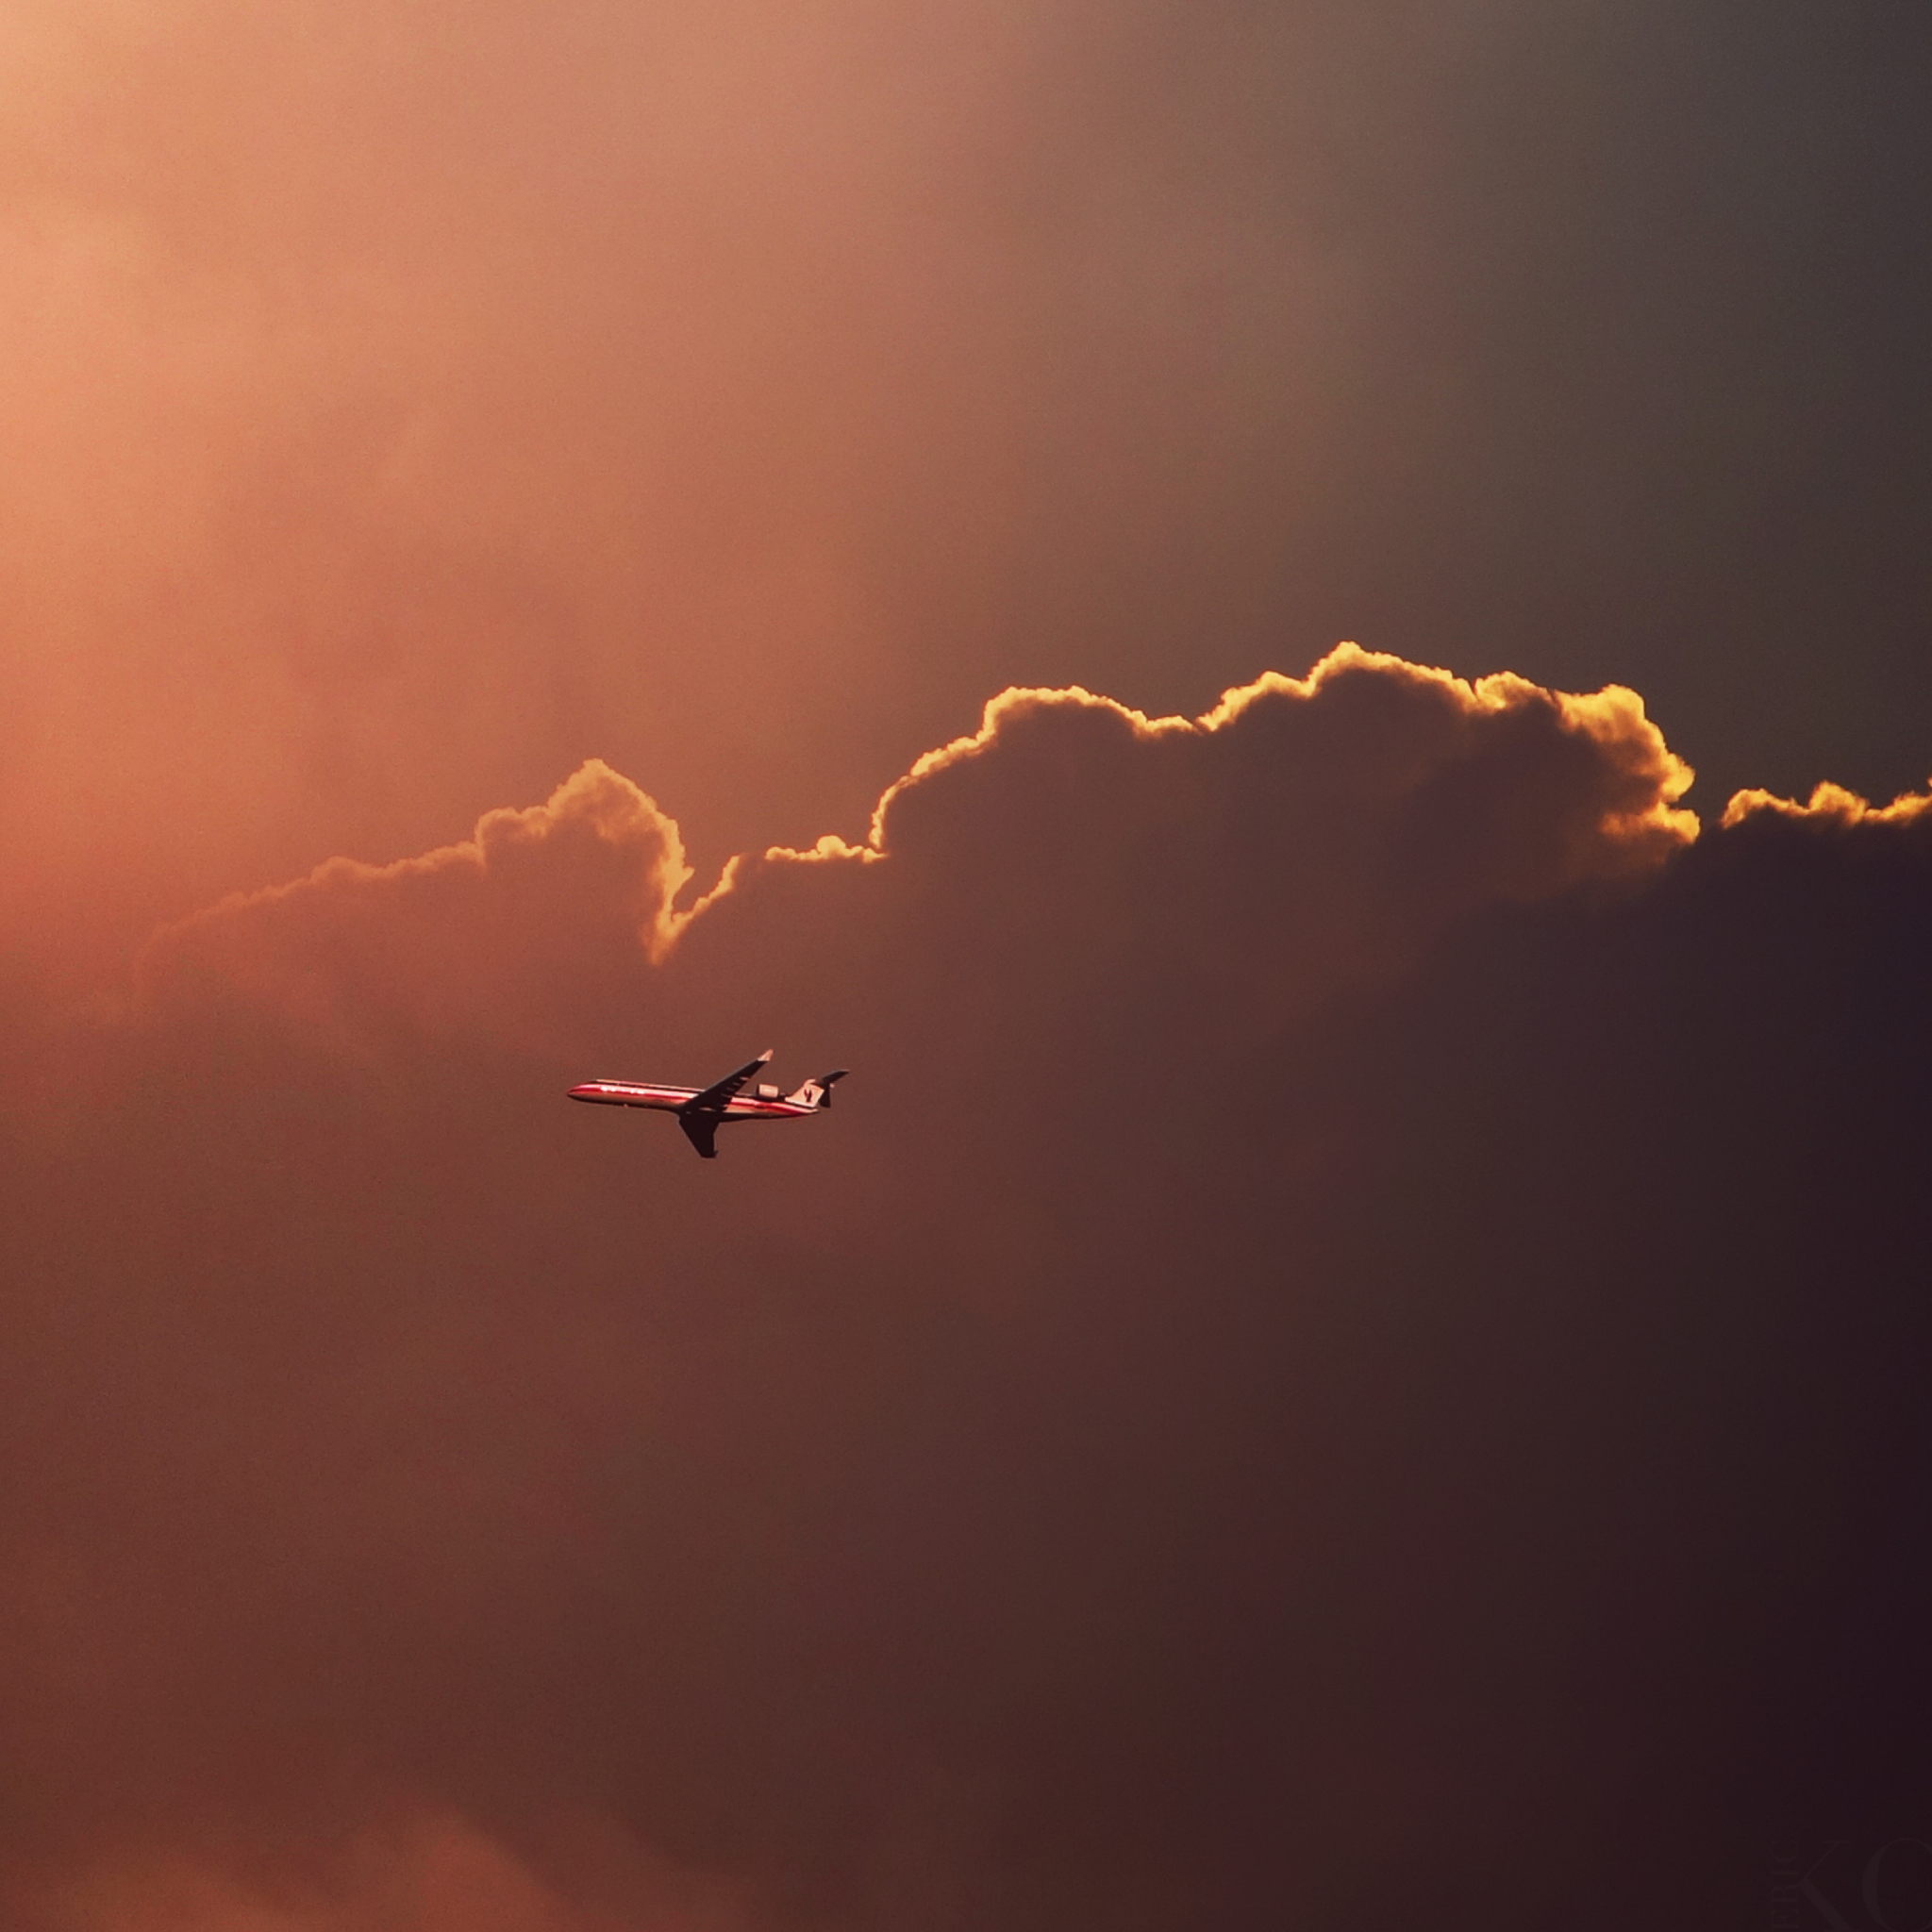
[567,1078,818,1123]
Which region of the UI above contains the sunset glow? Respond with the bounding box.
[3,3,1930,1926]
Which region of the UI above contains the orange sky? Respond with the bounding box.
[4,6,1932,1926]
[2,0,1357,967]
[8,0,1930,988]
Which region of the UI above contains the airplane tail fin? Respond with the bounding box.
[789,1070,849,1110]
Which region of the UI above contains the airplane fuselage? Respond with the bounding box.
[567,1078,821,1123]
[569,1051,847,1158]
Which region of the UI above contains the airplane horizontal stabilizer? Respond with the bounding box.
[787,1069,850,1109]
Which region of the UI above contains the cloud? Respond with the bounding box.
[755,641,1696,990]
[8,0,1929,991]
[138,759,691,1058]
[1720,778,1932,829]
[2,653,1929,1929]
[25,1810,751,1932]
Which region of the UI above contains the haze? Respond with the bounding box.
[2,4,1930,1927]
[6,0,1929,975]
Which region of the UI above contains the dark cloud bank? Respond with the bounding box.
[5,651,1932,1928]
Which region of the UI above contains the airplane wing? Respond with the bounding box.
[680,1049,774,1119]
[675,1050,773,1156]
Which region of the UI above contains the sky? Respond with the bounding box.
[3,3,1931,1927]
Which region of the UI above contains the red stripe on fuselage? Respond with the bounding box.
[567,1082,814,1121]
[568,1082,694,1109]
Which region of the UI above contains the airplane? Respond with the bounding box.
[567,1050,848,1159]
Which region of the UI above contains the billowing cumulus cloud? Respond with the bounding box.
[143,759,693,1057]
[3,652,1930,1930]
[5,0,1929,982]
